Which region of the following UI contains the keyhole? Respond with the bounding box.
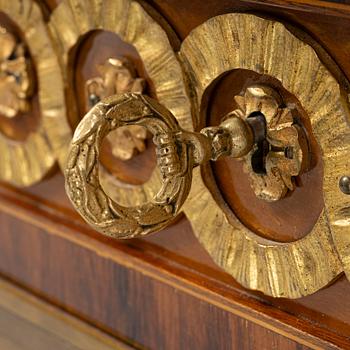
[251,139,270,174]
[247,112,269,175]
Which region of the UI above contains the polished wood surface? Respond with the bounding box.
[0,0,350,348]
[0,173,347,349]
[0,277,133,350]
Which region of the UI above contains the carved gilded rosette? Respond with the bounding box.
[49,0,192,207]
[232,86,304,202]
[85,57,147,161]
[0,27,33,119]
[180,14,349,298]
[0,0,65,186]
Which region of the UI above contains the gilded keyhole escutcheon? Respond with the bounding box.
[180,13,349,298]
[230,85,306,202]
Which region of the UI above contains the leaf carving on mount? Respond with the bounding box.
[234,86,304,202]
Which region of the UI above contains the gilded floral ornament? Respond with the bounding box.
[59,6,349,299]
[86,58,145,106]
[0,27,34,119]
[86,57,147,161]
[0,0,65,187]
[233,86,304,201]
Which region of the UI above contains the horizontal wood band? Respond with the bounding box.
[0,178,345,349]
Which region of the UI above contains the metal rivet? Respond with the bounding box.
[89,94,100,107]
[339,176,350,195]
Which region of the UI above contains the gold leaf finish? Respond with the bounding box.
[59,8,349,298]
[65,93,194,238]
[233,85,304,202]
[50,0,192,206]
[108,125,147,161]
[0,27,34,119]
[180,14,348,298]
[0,0,65,187]
[85,57,147,161]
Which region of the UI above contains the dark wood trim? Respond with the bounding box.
[242,0,350,18]
[0,180,345,349]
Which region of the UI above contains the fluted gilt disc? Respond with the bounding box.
[0,0,65,186]
[50,0,192,206]
[180,14,349,298]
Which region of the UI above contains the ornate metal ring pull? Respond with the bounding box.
[65,89,304,239]
[65,94,192,238]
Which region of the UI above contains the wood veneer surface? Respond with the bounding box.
[0,173,347,349]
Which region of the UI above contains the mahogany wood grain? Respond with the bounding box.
[244,0,350,18]
[0,174,348,348]
[0,176,338,349]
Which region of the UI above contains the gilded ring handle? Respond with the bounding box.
[65,92,257,238]
[65,93,195,238]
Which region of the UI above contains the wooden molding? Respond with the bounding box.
[242,0,350,18]
[0,176,347,349]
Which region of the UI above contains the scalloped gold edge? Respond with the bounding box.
[0,0,66,187]
[49,0,192,205]
[180,13,348,298]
